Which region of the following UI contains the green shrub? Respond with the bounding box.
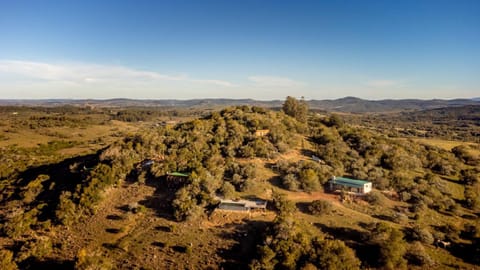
[135,205,147,214]
[311,238,361,270]
[282,96,308,123]
[21,174,49,204]
[219,181,236,199]
[452,145,479,165]
[399,191,411,202]
[391,212,409,224]
[410,226,434,245]
[16,236,53,262]
[55,191,77,226]
[368,223,407,270]
[308,200,333,216]
[75,249,113,270]
[298,169,321,192]
[251,216,360,270]
[0,250,17,270]
[364,190,386,205]
[272,192,297,216]
[406,242,433,266]
[464,184,480,210]
[2,209,38,238]
[172,187,204,221]
[282,173,299,191]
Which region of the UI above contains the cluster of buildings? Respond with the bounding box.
[142,156,372,214]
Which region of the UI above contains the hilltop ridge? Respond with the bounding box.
[1,96,479,113]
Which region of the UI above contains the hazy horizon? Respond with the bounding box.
[1,1,479,100]
[0,96,479,103]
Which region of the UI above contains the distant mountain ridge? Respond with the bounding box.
[308,96,480,113]
[0,97,479,113]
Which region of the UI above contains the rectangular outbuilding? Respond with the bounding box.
[329,176,372,195]
[217,198,267,212]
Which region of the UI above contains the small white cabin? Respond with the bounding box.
[329,176,372,195]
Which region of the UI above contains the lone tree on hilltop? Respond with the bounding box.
[282,96,308,122]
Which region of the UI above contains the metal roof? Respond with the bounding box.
[331,177,370,188]
[218,203,249,211]
[167,172,190,177]
[218,198,267,209]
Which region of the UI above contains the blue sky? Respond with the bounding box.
[0,0,479,99]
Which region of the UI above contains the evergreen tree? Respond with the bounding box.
[282,96,308,122]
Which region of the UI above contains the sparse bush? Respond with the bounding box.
[406,241,434,266]
[411,201,427,213]
[399,191,411,202]
[298,168,321,192]
[368,222,407,270]
[219,181,236,199]
[135,205,147,214]
[127,202,139,212]
[282,173,299,191]
[56,191,77,226]
[364,190,386,205]
[0,250,18,270]
[16,236,53,262]
[460,169,480,185]
[137,171,147,184]
[272,191,296,216]
[452,145,479,165]
[308,200,333,216]
[409,226,434,245]
[2,208,38,238]
[462,223,479,239]
[21,174,49,204]
[311,238,361,270]
[172,187,204,221]
[441,223,461,241]
[75,248,113,270]
[464,185,480,210]
[392,212,409,224]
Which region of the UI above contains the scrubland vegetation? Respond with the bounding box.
[0,99,479,269]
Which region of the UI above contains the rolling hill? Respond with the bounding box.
[1,97,479,113]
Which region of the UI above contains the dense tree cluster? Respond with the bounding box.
[276,160,329,192]
[461,168,480,210]
[251,215,360,270]
[99,106,305,221]
[308,115,469,194]
[366,222,408,269]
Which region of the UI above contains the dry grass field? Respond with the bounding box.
[411,138,479,151]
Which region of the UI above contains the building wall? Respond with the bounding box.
[363,183,372,193]
[255,129,270,137]
[330,182,372,195]
[218,203,249,211]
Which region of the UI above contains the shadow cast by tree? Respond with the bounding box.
[216,220,269,270]
[313,223,383,267]
[4,152,101,223]
[18,257,75,270]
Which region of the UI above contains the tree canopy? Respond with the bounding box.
[282,96,309,122]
